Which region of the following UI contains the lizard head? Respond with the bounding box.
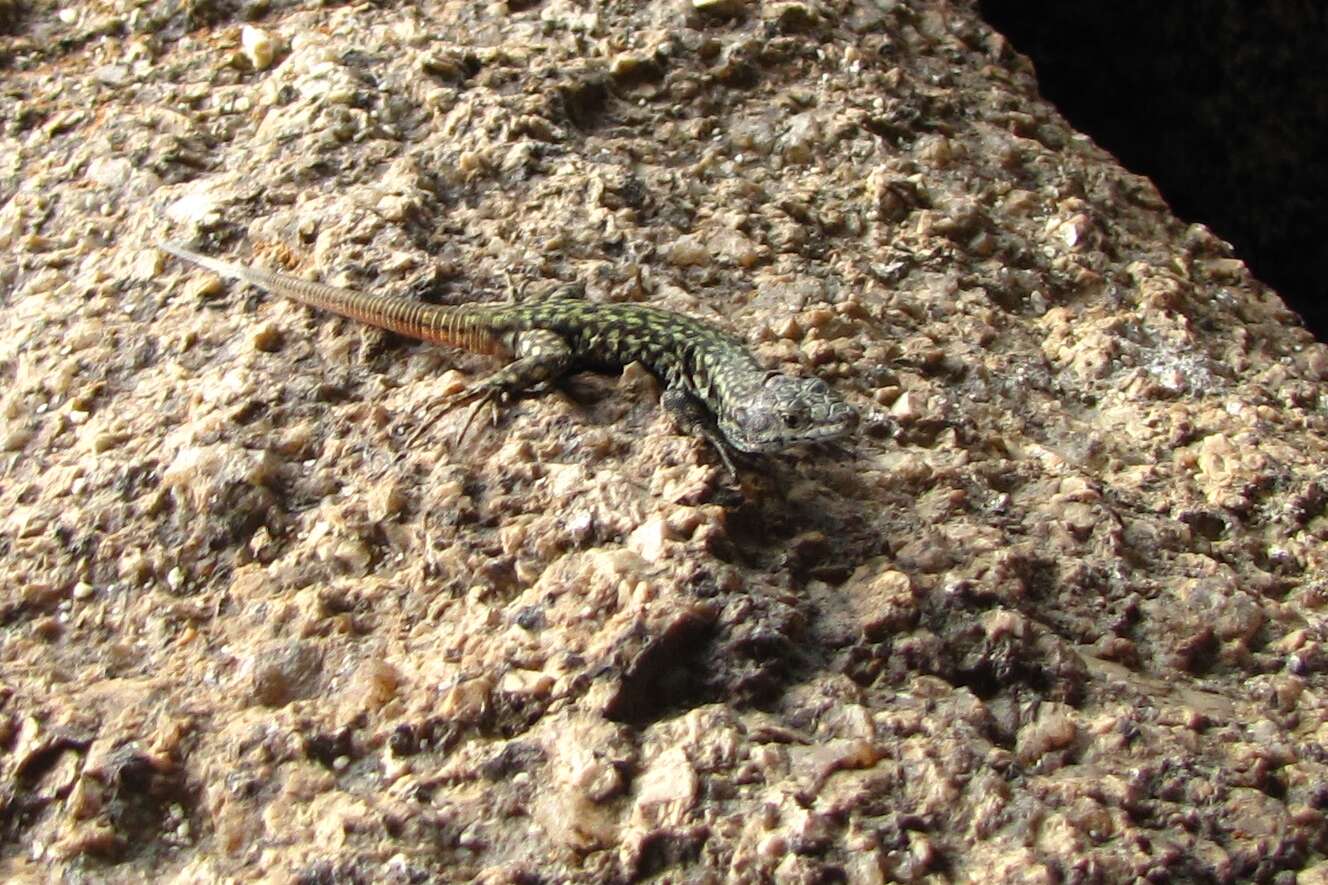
[720,373,857,454]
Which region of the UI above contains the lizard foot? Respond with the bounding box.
[454,387,503,449]
[402,383,503,449]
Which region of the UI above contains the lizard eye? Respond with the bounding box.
[784,413,804,429]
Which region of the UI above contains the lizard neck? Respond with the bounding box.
[687,347,766,422]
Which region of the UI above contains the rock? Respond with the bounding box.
[2,0,1325,880]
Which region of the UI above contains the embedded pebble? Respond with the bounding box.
[667,235,710,267]
[250,321,283,353]
[3,427,34,451]
[241,26,277,71]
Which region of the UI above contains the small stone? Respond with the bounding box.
[241,26,277,71]
[367,479,405,521]
[668,235,710,267]
[802,339,836,367]
[1016,705,1078,766]
[3,427,34,451]
[250,641,324,707]
[85,156,132,188]
[352,659,402,709]
[499,669,554,699]
[757,833,788,861]
[1060,501,1097,540]
[417,50,468,81]
[94,64,130,86]
[918,134,953,167]
[710,228,760,267]
[849,566,915,638]
[183,272,225,301]
[92,430,129,453]
[627,517,671,563]
[889,390,923,421]
[251,321,283,353]
[632,746,698,827]
[32,616,63,641]
[693,0,748,14]
[609,52,659,81]
[117,549,152,584]
[772,317,802,341]
[780,112,820,163]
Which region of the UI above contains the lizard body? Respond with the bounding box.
[160,242,856,468]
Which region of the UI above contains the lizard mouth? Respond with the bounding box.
[729,406,858,453]
[809,404,859,442]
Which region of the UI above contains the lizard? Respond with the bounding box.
[159,241,857,473]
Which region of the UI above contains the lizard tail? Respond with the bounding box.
[159,242,505,355]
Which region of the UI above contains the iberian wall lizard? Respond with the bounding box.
[160,242,856,473]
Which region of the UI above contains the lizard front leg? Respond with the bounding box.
[661,385,739,477]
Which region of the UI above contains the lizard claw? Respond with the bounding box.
[402,376,509,452]
[402,395,454,448]
[710,436,739,479]
[402,385,482,449]
[454,388,502,449]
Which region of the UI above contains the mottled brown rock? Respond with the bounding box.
[2,0,1328,881]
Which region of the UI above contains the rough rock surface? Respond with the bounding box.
[3,0,1327,881]
[981,0,1328,340]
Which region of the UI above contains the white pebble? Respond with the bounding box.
[241,26,276,71]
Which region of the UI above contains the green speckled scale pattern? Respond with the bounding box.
[482,300,767,419]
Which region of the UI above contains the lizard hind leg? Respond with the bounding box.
[410,328,574,450]
[400,381,499,450]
